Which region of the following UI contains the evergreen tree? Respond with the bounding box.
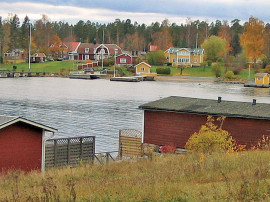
[20,16,30,51]
[8,14,20,50]
[0,16,4,63]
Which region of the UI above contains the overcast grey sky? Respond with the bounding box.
[0,0,269,25]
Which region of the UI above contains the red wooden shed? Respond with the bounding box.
[0,115,57,172]
[139,96,270,149]
[116,53,136,65]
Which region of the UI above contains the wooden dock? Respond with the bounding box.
[69,71,106,80]
[110,77,141,82]
[244,81,269,88]
[110,76,155,82]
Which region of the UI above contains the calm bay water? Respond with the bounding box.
[0,77,270,152]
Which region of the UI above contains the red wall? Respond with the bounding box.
[116,55,132,65]
[0,122,43,172]
[144,110,270,148]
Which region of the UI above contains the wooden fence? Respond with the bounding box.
[119,129,142,157]
[45,136,95,168]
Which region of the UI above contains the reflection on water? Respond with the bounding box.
[0,77,269,152]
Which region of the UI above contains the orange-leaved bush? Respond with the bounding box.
[185,116,235,153]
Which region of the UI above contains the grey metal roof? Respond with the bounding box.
[165,47,204,54]
[0,115,18,126]
[0,115,57,132]
[139,96,270,120]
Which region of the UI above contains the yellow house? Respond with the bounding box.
[255,73,269,85]
[135,62,157,77]
[164,47,204,67]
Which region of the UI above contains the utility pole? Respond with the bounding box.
[28,23,31,72]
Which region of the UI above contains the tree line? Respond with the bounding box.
[0,14,270,67]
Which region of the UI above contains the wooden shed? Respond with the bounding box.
[0,115,57,172]
[31,53,46,63]
[255,73,269,85]
[139,96,270,148]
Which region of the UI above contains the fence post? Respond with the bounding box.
[80,137,83,160]
[54,140,57,167]
[106,152,109,165]
[67,138,70,165]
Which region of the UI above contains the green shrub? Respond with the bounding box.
[103,58,114,66]
[185,116,235,153]
[224,71,235,79]
[211,63,222,77]
[207,60,212,66]
[156,67,171,75]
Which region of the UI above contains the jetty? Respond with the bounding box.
[69,71,106,80]
[110,75,155,82]
[244,81,269,88]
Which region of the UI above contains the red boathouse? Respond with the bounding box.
[0,115,57,172]
[139,96,270,148]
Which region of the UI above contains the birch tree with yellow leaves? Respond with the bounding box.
[240,17,265,68]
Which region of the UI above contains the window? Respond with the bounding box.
[120,58,126,63]
[85,55,89,60]
[167,56,169,60]
[194,58,198,63]
[141,67,145,71]
[173,58,176,62]
[85,48,89,53]
[257,78,262,81]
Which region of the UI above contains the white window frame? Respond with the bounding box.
[120,58,127,63]
[85,48,89,53]
[141,67,145,71]
[194,58,198,63]
[85,55,89,60]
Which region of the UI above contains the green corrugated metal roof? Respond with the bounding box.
[139,96,270,120]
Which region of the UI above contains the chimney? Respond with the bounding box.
[252,99,256,105]
[218,97,222,103]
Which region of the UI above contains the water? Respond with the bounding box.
[0,77,269,152]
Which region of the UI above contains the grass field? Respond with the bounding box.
[0,150,270,201]
[0,61,256,79]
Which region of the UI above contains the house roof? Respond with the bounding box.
[0,115,58,133]
[255,73,269,78]
[63,42,81,52]
[139,96,270,120]
[103,44,122,55]
[116,53,132,58]
[165,47,204,54]
[77,43,96,54]
[32,53,46,57]
[135,62,151,68]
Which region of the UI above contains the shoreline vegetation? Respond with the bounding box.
[0,61,255,82]
[0,150,270,201]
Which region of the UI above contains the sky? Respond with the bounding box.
[0,0,270,25]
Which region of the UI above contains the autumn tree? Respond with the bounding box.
[201,35,227,62]
[218,20,231,53]
[50,34,63,58]
[152,19,173,50]
[240,17,265,68]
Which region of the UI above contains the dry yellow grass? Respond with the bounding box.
[0,151,270,201]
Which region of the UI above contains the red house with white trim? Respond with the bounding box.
[116,53,137,65]
[0,115,57,172]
